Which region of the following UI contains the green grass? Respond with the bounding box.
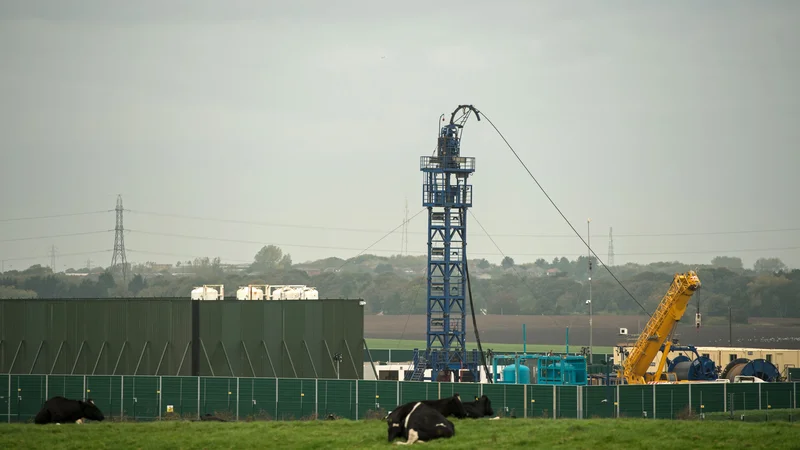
[365,338,614,354]
[2,418,799,449]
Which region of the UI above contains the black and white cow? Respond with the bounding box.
[386,393,467,423]
[34,396,105,425]
[420,393,468,419]
[387,401,455,445]
[462,395,497,419]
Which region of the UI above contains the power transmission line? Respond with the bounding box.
[49,245,58,273]
[123,228,800,258]
[0,250,112,263]
[608,227,615,266]
[110,195,129,282]
[0,210,112,223]
[126,249,252,264]
[0,230,112,243]
[125,209,800,239]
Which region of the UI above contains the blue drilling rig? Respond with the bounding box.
[407,105,483,383]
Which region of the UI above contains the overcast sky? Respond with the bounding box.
[1,0,798,272]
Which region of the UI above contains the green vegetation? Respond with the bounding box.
[1,245,797,322]
[365,338,614,354]
[2,418,798,449]
[704,408,800,422]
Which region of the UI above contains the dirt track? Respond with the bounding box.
[364,315,800,349]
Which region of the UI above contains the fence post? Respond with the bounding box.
[7,374,11,423]
[552,385,556,419]
[236,378,240,421]
[758,383,762,410]
[158,377,163,421]
[688,383,692,414]
[197,377,201,420]
[616,384,620,418]
[396,380,400,409]
[355,379,359,420]
[523,384,528,419]
[121,375,124,421]
[83,375,87,401]
[315,379,319,419]
[576,386,582,419]
[723,382,727,413]
[652,384,656,419]
[275,378,279,420]
[45,375,49,402]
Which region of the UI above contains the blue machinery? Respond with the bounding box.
[664,345,718,381]
[409,105,483,382]
[492,324,588,386]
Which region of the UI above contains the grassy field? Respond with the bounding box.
[365,338,614,354]
[2,418,799,449]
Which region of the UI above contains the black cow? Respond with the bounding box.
[420,393,468,419]
[462,395,497,419]
[385,393,467,424]
[387,401,455,445]
[34,396,105,425]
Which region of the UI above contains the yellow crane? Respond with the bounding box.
[618,271,702,384]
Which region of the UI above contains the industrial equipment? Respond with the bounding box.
[721,358,782,383]
[491,324,588,386]
[665,345,718,381]
[270,285,319,300]
[236,285,266,300]
[409,105,483,382]
[191,284,224,300]
[233,284,319,300]
[617,271,701,384]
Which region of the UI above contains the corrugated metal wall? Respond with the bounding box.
[197,300,363,379]
[0,299,192,376]
[0,299,364,380]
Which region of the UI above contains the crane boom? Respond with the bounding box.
[619,271,701,384]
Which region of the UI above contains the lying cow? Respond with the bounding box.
[420,393,468,419]
[34,396,105,425]
[385,393,467,423]
[388,401,455,445]
[463,395,497,419]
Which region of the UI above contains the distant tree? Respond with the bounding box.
[252,245,284,272]
[128,274,147,295]
[753,257,788,273]
[501,256,515,269]
[475,258,491,269]
[97,271,116,292]
[711,256,744,271]
[374,263,394,274]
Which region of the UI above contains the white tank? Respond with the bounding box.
[236,286,264,300]
[269,286,288,300]
[191,286,219,300]
[283,287,304,300]
[266,285,319,300]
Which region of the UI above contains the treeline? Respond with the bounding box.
[0,247,797,323]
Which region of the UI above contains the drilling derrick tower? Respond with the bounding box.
[409,105,482,382]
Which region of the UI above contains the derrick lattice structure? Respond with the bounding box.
[409,105,481,382]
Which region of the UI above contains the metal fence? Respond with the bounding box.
[364,349,613,365]
[1,374,798,423]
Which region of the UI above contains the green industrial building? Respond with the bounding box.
[0,298,364,379]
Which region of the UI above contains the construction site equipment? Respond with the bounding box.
[618,271,701,384]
